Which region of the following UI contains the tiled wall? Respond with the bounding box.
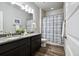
[42,14,64,45]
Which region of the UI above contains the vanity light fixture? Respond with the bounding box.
[15,3,25,10]
[25,5,33,14]
[11,2,34,14]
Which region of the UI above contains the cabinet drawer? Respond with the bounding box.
[0,38,26,54]
[1,44,26,56]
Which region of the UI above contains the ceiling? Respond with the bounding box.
[34,2,63,11]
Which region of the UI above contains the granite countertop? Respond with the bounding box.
[0,33,41,45]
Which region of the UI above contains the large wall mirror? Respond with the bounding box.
[0,2,34,34]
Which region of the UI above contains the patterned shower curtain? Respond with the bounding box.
[42,14,64,45]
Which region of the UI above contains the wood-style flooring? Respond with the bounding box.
[35,44,65,56]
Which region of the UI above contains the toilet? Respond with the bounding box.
[41,38,47,47]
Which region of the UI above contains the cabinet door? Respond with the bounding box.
[26,38,31,56]
[0,38,26,56]
[17,44,26,56]
[31,34,41,55]
[2,44,26,56]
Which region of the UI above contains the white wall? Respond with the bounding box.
[64,2,79,56]
[39,8,46,33]
[46,8,64,16]
[0,2,31,33]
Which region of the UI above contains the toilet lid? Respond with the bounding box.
[42,39,47,41]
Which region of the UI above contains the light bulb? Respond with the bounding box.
[25,5,29,12]
[21,6,25,10]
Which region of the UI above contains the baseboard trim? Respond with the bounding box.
[46,41,64,47]
[66,45,73,56]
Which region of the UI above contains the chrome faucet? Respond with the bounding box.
[6,32,12,37]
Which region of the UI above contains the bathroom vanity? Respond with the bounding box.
[0,33,41,56]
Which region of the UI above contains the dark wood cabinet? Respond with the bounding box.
[17,44,26,56]
[0,34,41,56]
[1,44,26,56]
[31,34,41,55]
[26,38,31,56]
[0,38,27,56]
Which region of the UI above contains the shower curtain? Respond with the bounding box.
[42,14,64,45]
